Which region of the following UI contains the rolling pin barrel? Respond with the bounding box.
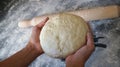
[69,5,120,21]
[18,5,120,28]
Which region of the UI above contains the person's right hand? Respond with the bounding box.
[28,17,49,55]
[65,31,95,67]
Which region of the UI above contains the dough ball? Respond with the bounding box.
[40,13,89,58]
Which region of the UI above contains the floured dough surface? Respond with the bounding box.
[40,13,88,58]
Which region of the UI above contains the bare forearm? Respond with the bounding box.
[0,43,41,67]
[66,61,84,67]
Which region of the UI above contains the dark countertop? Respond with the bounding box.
[0,0,120,67]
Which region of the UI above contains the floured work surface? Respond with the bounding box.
[0,0,120,67]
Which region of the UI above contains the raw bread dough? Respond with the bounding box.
[40,13,89,58]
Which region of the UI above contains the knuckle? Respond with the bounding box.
[87,43,95,51]
[33,26,38,30]
[91,44,95,51]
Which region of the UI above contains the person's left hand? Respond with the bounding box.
[28,17,49,55]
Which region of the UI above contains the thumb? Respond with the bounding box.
[86,32,95,51]
[32,17,49,34]
[36,17,49,28]
[73,33,95,62]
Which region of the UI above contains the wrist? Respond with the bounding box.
[66,58,85,67]
[79,63,85,67]
[75,60,85,67]
[26,42,43,56]
[66,64,84,67]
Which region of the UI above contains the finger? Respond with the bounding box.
[86,32,94,48]
[72,33,95,62]
[73,46,92,63]
[36,17,49,28]
[86,22,91,29]
[86,22,93,33]
[31,26,40,35]
[31,17,49,39]
[80,22,92,47]
[86,22,94,46]
[73,44,94,62]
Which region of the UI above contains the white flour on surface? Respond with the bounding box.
[0,0,120,67]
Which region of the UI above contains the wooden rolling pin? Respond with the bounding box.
[18,5,120,27]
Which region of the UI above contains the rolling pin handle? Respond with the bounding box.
[18,20,31,28]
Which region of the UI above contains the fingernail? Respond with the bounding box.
[45,17,49,21]
[43,17,49,23]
